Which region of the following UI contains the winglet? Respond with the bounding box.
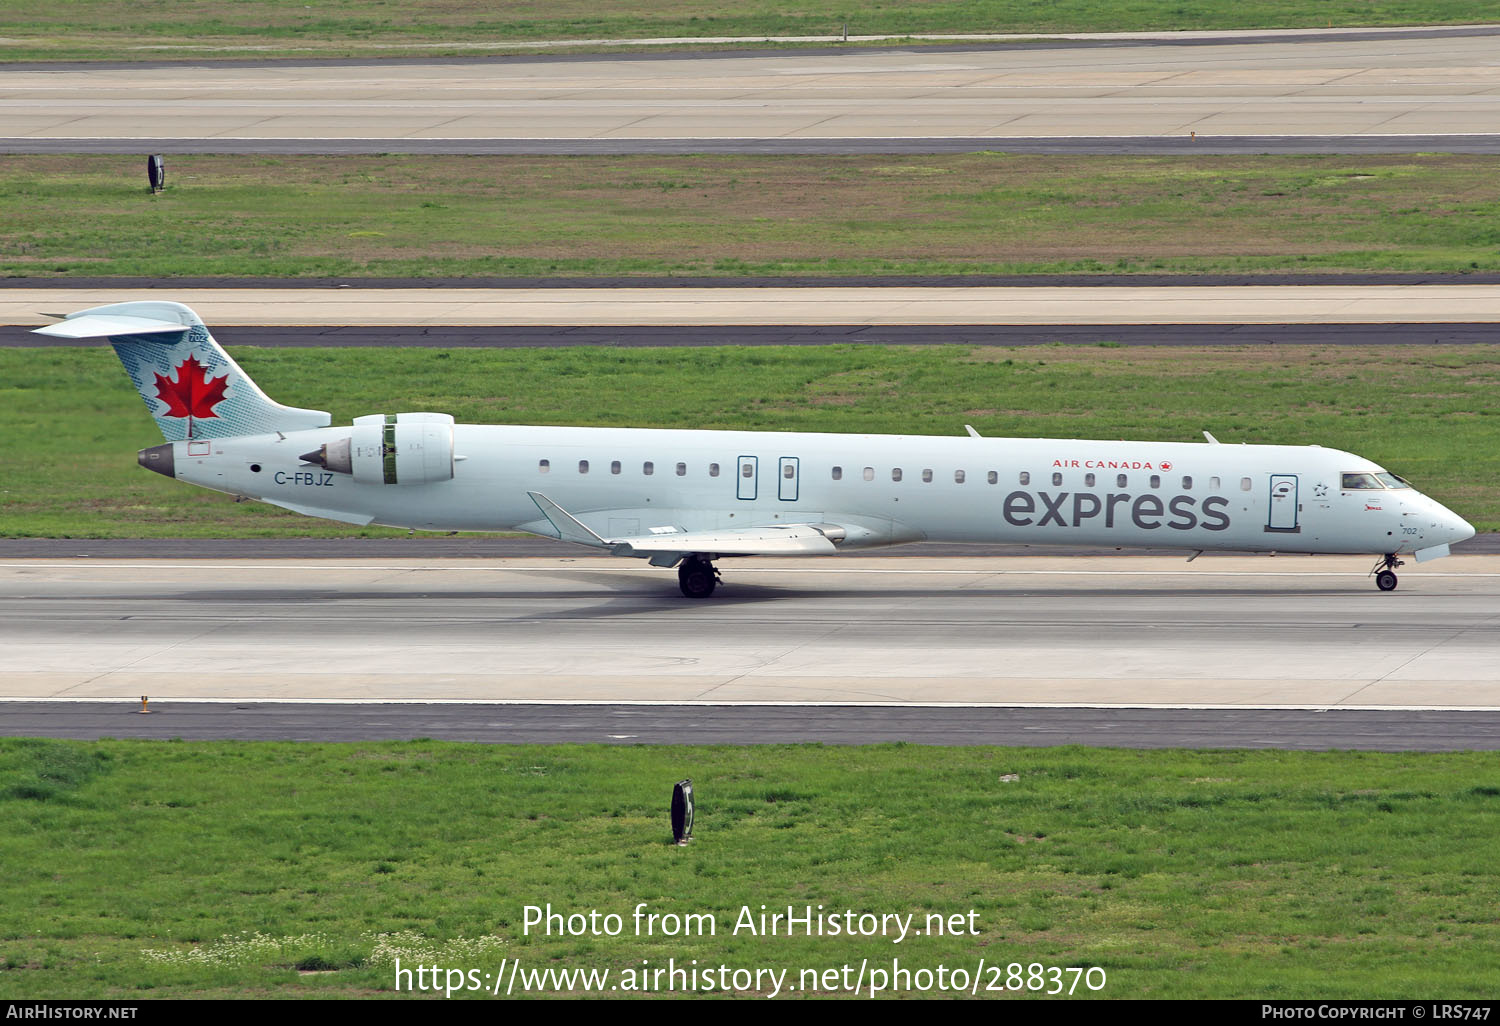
[526,492,609,548]
[964,424,982,438]
[1203,431,1220,445]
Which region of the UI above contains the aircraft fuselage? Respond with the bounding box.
[151,424,1473,558]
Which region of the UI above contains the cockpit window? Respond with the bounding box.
[1376,473,1412,489]
[1341,472,1383,490]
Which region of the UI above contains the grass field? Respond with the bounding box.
[2,738,1498,999]
[3,1,1496,60]
[7,155,1500,279]
[2,343,1495,538]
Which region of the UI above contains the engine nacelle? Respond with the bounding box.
[301,413,454,485]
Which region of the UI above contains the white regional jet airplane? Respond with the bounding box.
[39,301,1475,597]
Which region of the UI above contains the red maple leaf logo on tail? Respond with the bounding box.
[153,354,229,438]
[153,354,229,421]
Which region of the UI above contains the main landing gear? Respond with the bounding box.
[678,556,721,599]
[1371,553,1405,592]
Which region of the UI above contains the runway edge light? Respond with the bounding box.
[671,779,694,846]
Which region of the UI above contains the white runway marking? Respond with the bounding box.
[2,697,1498,712]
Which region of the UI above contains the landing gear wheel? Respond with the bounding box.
[1370,553,1404,592]
[677,558,720,599]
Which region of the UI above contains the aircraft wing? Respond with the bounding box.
[526,491,841,560]
[612,525,839,557]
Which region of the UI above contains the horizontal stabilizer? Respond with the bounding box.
[33,314,192,339]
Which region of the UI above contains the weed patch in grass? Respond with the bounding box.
[0,738,113,802]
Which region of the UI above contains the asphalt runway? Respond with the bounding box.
[6,27,1500,153]
[4,557,1497,723]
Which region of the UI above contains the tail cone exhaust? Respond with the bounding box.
[137,443,175,478]
[299,437,352,474]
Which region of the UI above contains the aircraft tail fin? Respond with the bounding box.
[33,301,330,441]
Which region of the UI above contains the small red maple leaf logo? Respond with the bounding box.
[1160,461,1173,471]
[153,354,229,425]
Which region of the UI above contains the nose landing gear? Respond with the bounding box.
[1370,553,1405,591]
[678,556,721,599]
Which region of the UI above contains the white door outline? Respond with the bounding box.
[778,456,800,501]
[1267,474,1299,532]
[737,455,758,500]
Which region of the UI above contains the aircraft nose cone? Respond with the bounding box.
[1450,513,1477,545]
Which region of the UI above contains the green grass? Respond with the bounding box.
[2,2,1496,60]
[2,739,1498,998]
[2,343,1495,538]
[7,155,1500,278]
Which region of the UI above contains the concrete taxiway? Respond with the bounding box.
[7,285,1500,328]
[5,29,1500,150]
[3,556,1497,708]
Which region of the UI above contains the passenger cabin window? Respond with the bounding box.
[1085,473,1095,487]
[1150,475,1160,489]
[922,469,933,483]
[578,460,589,474]
[1209,476,1220,490]
[1342,472,1383,490]
[1051,472,1063,486]
[741,463,753,478]
[611,460,621,475]
[709,463,720,477]
[1182,476,1193,489]
[954,470,965,484]
[988,471,999,485]
[832,466,843,480]
[1240,477,1253,491]
[892,468,903,482]
[1018,471,1029,485]
[677,462,687,477]
[864,467,875,481]
[784,464,795,479]
[643,461,654,475]
[538,459,550,473]
[1116,474,1128,488]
